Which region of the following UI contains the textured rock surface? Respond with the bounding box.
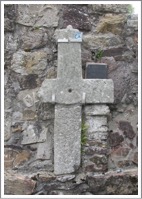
[4,170,36,195]
[4,4,138,195]
[91,4,130,13]
[87,168,138,195]
[62,5,91,31]
[54,105,81,174]
[96,14,126,34]
[83,33,122,48]
[17,5,59,27]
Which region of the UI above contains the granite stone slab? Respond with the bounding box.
[38,25,114,175]
[54,105,81,175]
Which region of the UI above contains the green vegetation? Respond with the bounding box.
[81,122,88,152]
[95,49,104,62]
[127,4,134,14]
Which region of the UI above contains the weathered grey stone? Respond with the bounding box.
[86,116,108,132]
[11,50,27,75]
[11,50,49,75]
[36,131,52,160]
[29,160,53,172]
[38,79,114,104]
[23,110,37,121]
[54,105,81,175]
[39,27,114,105]
[84,145,109,156]
[101,57,118,73]
[17,5,59,27]
[21,30,48,50]
[37,103,54,121]
[87,131,108,141]
[17,88,39,108]
[4,4,17,32]
[4,170,36,195]
[21,123,47,145]
[46,67,57,79]
[57,43,82,79]
[127,19,138,29]
[57,175,75,182]
[4,117,12,141]
[12,111,23,121]
[4,18,14,32]
[87,168,138,195]
[54,25,83,42]
[108,62,131,103]
[38,26,114,175]
[23,95,34,108]
[85,105,110,116]
[91,4,129,14]
[83,33,122,48]
[74,173,86,184]
[24,50,48,74]
[5,33,17,53]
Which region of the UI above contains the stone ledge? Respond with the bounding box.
[87,168,138,195]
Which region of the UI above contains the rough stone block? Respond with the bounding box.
[111,146,130,158]
[127,20,138,29]
[11,50,49,75]
[87,168,138,195]
[17,88,39,108]
[21,31,48,51]
[101,57,117,73]
[36,131,53,160]
[57,43,82,79]
[21,123,47,145]
[86,116,108,133]
[23,110,37,121]
[83,33,122,48]
[38,79,114,104]
[86,131,108,142]
[4,18,14,32]
[119,121,135,139]
[62,5,91,31]
[85,105,110,116]
[96,14,126,34]
[17,5,59,27]
[84,146,109,156]
[54,105,81,175]
[4,171,36,195]
[29,160,53,172]
[108,132,124,147]
[4,117,12,141]
[91,4,129,14]
[4,148,18,168]
[13,150,31,168]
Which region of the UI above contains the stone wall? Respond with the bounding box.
[4,4,138,195]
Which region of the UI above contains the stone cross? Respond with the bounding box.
[38,25,114,175]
